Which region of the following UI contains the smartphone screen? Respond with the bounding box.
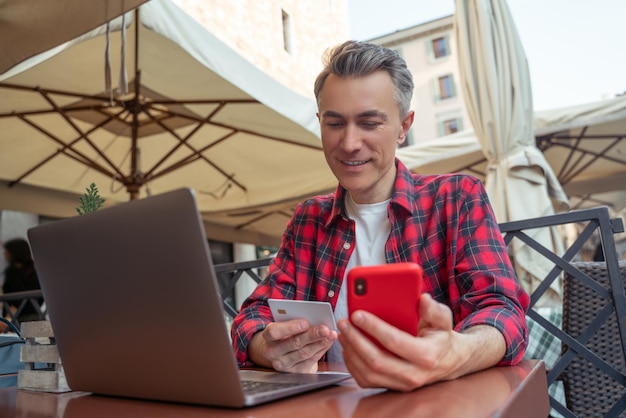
[347,263,423,343]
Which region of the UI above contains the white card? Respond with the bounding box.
[268,299,336,330]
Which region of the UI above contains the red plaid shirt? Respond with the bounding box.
[232,159,529,366]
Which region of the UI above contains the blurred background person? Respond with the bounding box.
[2,238,42,330]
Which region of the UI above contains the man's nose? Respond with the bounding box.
[341,124,362,152]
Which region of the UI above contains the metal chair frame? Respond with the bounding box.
[499,206,626,418]
[0,289,47,328]
[215,258,273,319]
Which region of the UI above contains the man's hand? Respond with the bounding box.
[248,319,338,373]
[337,293,506,391]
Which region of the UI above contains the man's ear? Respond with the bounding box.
[398,110,415,144]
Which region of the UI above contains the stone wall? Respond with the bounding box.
[171,0,350,98]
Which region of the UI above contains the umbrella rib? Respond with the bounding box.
[151,99,258,105]
[164,107,322,151]
[63,107,130,181]
[547,134,626,165]
[141,102,225,177]
[560,141,586,184]
[36,88,130,179]
[213,120,321,150]
[60,150,125,181]
[10,115,121,185]
[8,147,67,187]
[25,107,128,179]
[571,137,622,165]
[546,133,624,185]
[150,130,247,193]
[0,104,112,118]
[564,141,623,184]
[548,127,587,183]
[138,104,248,193]
[0,82,112,102]
[570,194,614,211]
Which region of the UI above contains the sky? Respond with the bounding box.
[348,0,626,111]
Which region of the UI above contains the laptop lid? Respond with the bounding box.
[28,188,349,407]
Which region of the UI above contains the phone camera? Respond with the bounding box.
[355,278,367,295]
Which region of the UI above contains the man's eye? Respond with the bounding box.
[326,121,344,128]
[361,121,381,129]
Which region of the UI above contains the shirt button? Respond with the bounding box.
[328,290,335,298]
[343,243,350,250]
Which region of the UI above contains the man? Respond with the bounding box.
[231,40,529,391]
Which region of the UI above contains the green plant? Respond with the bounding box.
[76,183,105,215]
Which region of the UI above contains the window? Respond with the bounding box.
[437,74,456,100]
[438,117,463,136]
[431,37,449,59]
[281,10,292,54]
[427,34,451,61]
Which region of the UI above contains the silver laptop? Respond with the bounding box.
[27,188,350,407]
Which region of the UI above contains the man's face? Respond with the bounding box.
[317,71,414,204]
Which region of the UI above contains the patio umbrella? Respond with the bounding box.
[0,0,335,245]
[453,0,569,306]
[398,95,626,213]
[534,96,626,211]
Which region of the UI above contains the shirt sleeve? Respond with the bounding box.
[230,218,299,367]
[449,177,530,365]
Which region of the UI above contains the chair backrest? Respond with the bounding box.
[215,258,272,319]
[0,289,47,329]
[562,261,626,418]
[499,206,626,418]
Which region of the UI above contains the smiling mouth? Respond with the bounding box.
[342,160,369,166]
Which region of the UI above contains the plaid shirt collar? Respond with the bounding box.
[325,158,416,228]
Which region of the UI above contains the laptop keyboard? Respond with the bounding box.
[241,379,300,394]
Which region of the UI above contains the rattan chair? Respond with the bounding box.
[562,261,626,418]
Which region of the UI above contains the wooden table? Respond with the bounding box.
[0,360,549,418]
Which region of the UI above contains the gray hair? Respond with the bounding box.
[314,40,414,118]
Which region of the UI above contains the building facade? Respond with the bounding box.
[171,0,350,98]
[368,15,470,146]
[173,5,468,147]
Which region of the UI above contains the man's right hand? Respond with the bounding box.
[248,319,337,373]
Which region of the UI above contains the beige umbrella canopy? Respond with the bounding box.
[399,96,626,213]
[534,96,626,211]
[453,0,569,306]
[0,0,336,245]
[0,0,149,75]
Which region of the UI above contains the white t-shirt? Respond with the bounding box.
[326,193,391,362]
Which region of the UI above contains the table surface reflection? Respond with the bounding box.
[0,360,549,418]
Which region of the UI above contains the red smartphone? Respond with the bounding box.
[347,263,423,348]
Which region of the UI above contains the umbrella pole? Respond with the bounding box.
[129,8,141,201]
